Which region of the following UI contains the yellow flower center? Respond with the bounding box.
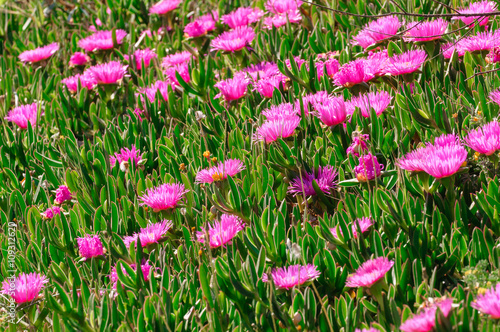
[212,172,224,181]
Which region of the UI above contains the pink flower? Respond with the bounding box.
[149,0,181,15]
[457,30,500,54]
[346,257,394,288]
[78,30,127,52]
[288,165,338,196]
[314,96,347,126]
[139,80,171,103]
[464,121,500,155]
[162,51,193,68]
[165,62,190,85]
[262,264,320,290]
[254,75,287,98]
[4,103,41,129]
[196,214,245,248]
[490,88,500,105]
[124,220,173,248]
[295,91,331,113]
[471,283,500,318]
[1,273,48,303]
[349,91,392,117]
[214,73,250,101]
[262,103,301,120]
[77,235,104,259]
[334,59,371,87]
[354,153,384,182]
[404,19,448,42]
[316,58,340,80]
[442,42,462,59]
[487,47,500,63]
[138,183,188,212]
[111,260,155,288]
[365,50,389,77]
[330,217,374,239]
[184,12,218,37]
[42,206,61,219]
[265,0,302,14]
[243,61,280,80]
[211,26,255,52]
[353,16,402,49]
[452,1,497,27]
[263,10,302,29]
[69,52,90,67]
[132,108,145,122]
[384,50,427,76]
[400,298,454,332]
[221,7,264,28]
[254,117,301,143]
[62,74,97,93]
[19,43,59,64]
[397,145,431,172]
[132,48,157,70]
[347,134,370,156]
[85,61,127,85]
[195,159,245,183]
[110,145,143,168]
[55,185,73,204]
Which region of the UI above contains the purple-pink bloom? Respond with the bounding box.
[54,185,73,204]
[110,145,143,168]
[464,121,500,155]
[330,217,374,239]
[490,88,500,106]
[404,19,448,42]
[349,91,392,117]
[85,61,127,84]
[132,48,157,70]
[69,52,90,67]
[195,159,246,183]
[354,153,384,182]
[353,16,402,49]
[384,50,427,76]
[288,165,338,196]
[254,75,287,98]
[471,283,500,318]
[111,260,155,289]
[243,61,280,80]
[221,7,264,28]
[4,103,41,129]
[487,47,500,63]
[442,42,462,59]
[162,51,193,68]
[211,26,255,52]
[214,72,250,101]
[458,30,500,54]
[347,134,370,156]
[262,103,301,120]
[196,214,245,248]
[165,62,191,86]
[19,43,59,64]
[78,30,127,52]
[62,74,97,93]
[149,0,181,15]
[316,58,340,80]
[1,273,49,304]
[262,264,320,290]
[42,206,61,219]
[365,50,389,78]
[77,235,104,259]
[139,80,171,103]
[452,1,497,27]
[184,12,218,38]
[397,145,432,172]
[138,183,188,212]
[295,91,331,113]
[345,257,394,288]
[265,0,302,14]
[314,96,347,126]
[263,10,302,29]
[124,220,173,248]
[400,298,454,332]
[334,59,372,87]
[254,117,301,143]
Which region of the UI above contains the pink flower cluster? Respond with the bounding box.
[77,235,105,260]
[354,153,384,181]
[110,145,144,168]
[211,26,255,52]
[196,159,245,183]
[55,185,73,204]
[221,7,264,28]
[139,80,172,103]
[404,19,448,42]
[353,16,402,49]
[464,121,500,155]
[78,30,127,52]
[69,52,90,67]
[347,91,392,117]
[110,260,155,289]
[264,0,303,29]
[471,283,500,318]
[85,61,128,85]
[346,257,394,288]
[124,220,173,248]
[184,12,218,38]
[197,214,245,248]
[62,74,97,93]
[138,183,188,212]
[149,0,181,15]
[1,272,49,303]
[19,43,59,64]
[4,103,42,129]
[400,298,454,332]
[161,51,192,86]
[288,165,338,196]
[214,72,251,101]
[452,1,497,27]
[262,264,320,290]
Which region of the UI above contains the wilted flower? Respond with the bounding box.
[196,214,245,248]
[138,183,188,212]
[211,26,255,52]
[110,145,143,169]
[452,1,497,27]
[78,30,127,52]
[1,273,48,303]
[132,48,157,70]
[19,43,59,64]
[214,73,250,101]
[42,206,61,219]
[69,52,90,67]
[195,159,245,183]
[464,121,500,155]
[139,80,171,103]
[77,235,104,259]
[347,134,370,156]
[330,217,374,239]
[262,264,320,290]
[457,31,500,54]
[400,298,454,332]
[124,220,173,248]
[262,103,301,120]
[471,283,500,318]
[288,165,338,196]
[404,19,448,42]
[54,185,73,204]
[384,50,427,76]
[314,96,347,126]
[345,257,394,288]
[149,0,182,15]
[4,103,41,129]
[221,7,264,28]
[354,153,383,181]
[86,61,127,85]
[254,117,301,143]
[353,16,402,49]
[348,91,392,117]
[62,74,97,92]
[162,51,193,68]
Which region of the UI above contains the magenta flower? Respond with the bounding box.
[315,96,347,126]
[346,257,394,288]
[124,220,173,248]
[69,52,90,67]
[4,103,41,129]
[77,235,104,260]
[400,298,454,332]
[262,264,320,290]
[162,51,193,68]
[397,145,431,172]
[458,31,500,54]
[295,91,331,113]
[138,183,188,212]
[196,214,245,248]
[254,75,287,98]
[62,74,97,93]
[19,43,59,64]
[354,153,384,182]
[464,121,500,155]
[404,19,448,42]
[243,61,280,80]
[195,159,245,183]
[471,283,500,318]
[211,26,255,52]
[288,165,338,196]
[347,134,370,156]
[490,88,500,106]
[221,7,264,28]
[54,185,73,204]
[254,117,301,143]
[263,10,302,29]
[131,108,145,122]
[265,0,302,14]
[384,50,427,76]
[139,80,171,103]
[110,145,143,169]
[452,1,497,27]
[353,16,402,49]
[86,61,127,85]
[262,103,301,120]
[1,273,48,304]
[41,206,61,219]
[334,59,371,87]
[184,12,218,38]
[349,91,392,117]
[165,62,191,86]
[111,260,155,288]
[78,30,127,52]
[149,0,181,15]
[132,48,157,70]
[214,73,250,101]
[442,42,462,59]
[316,58,340,80]
[330,217,374,239]
[487,47,500,63]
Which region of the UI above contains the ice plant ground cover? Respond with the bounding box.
[4,1,500,332]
